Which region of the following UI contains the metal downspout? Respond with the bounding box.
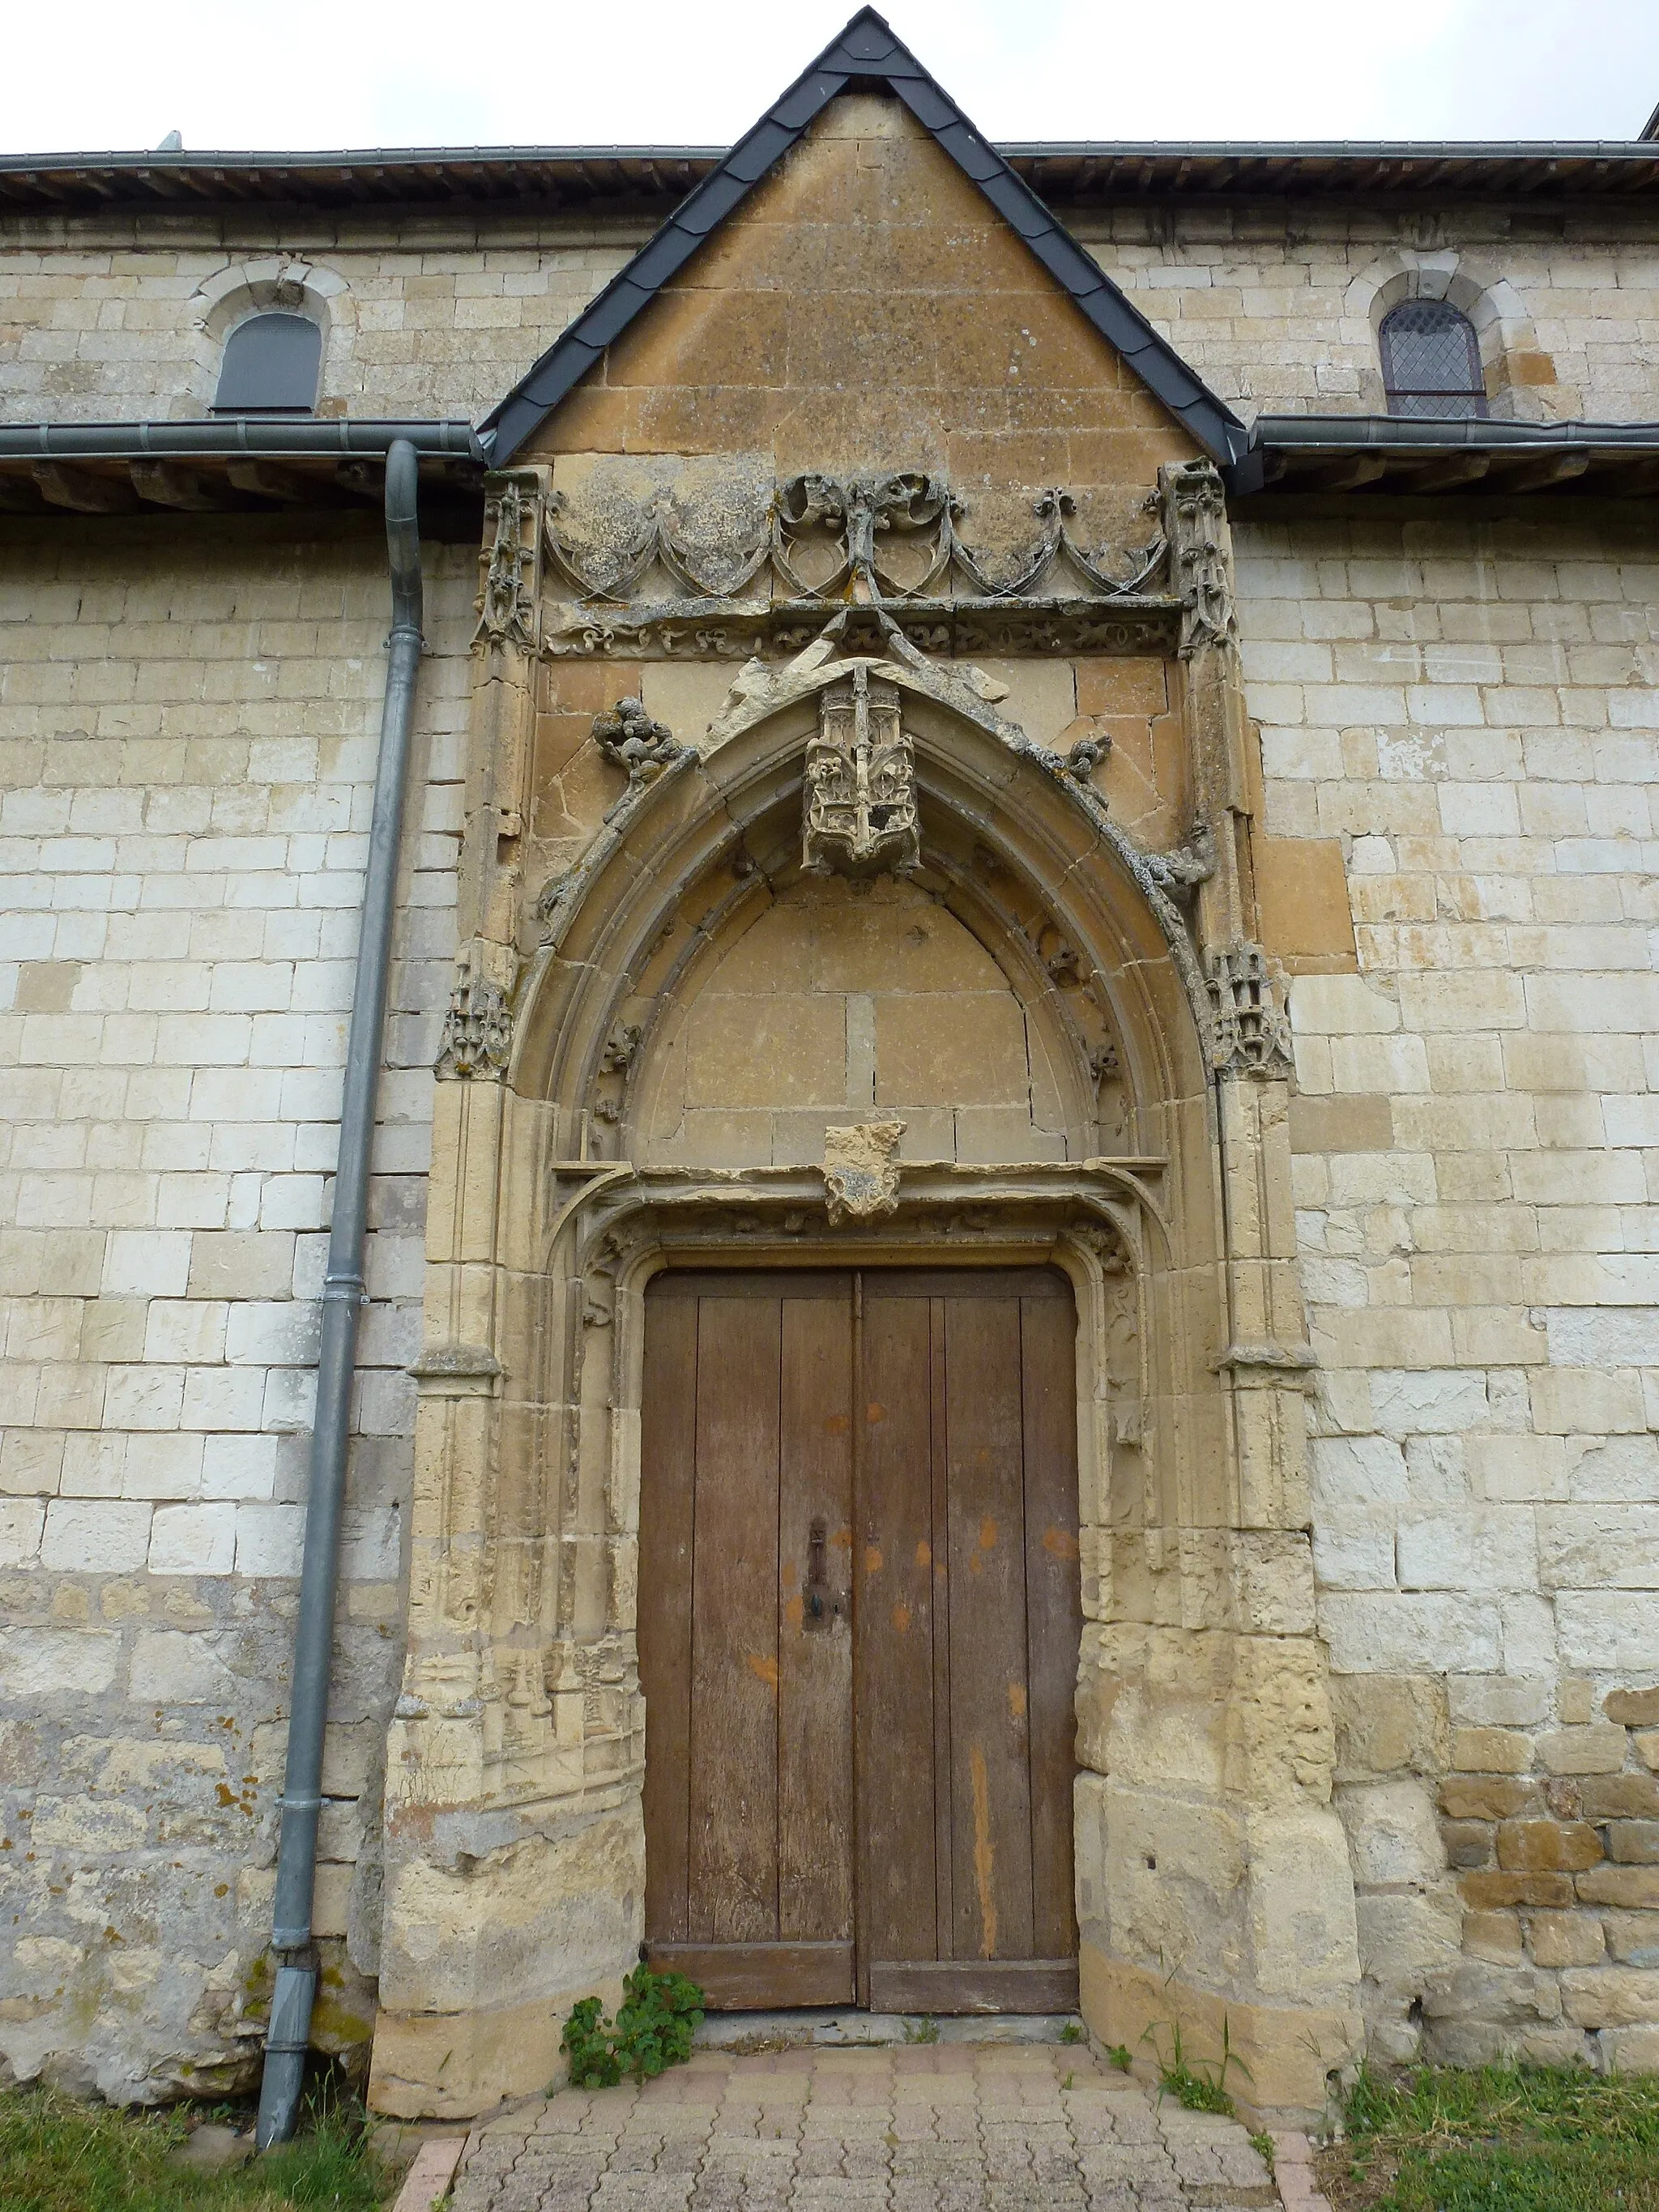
[257,438,424,2149]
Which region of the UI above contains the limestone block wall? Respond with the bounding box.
[1073,207,1659,423]
[0,514,471,2099]
[2,201,1658,428]
[1236,499,1659,2071]
[0,219,644,422]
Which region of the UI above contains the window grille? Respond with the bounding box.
[1380,300,1488,420]
[212,312,321,414]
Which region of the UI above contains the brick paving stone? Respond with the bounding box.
[449,2043,1306,2211]
[590,2180,693,2211]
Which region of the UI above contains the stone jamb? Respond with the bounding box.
[368,456,1363,2130]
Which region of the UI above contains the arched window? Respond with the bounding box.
[1380,300,1487,420]
[212,311,321,414]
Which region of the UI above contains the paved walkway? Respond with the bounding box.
[446,2043,1297,2211]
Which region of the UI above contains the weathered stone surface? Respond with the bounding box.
[1495,1822,1603,1874]
[4,73,1659,2109]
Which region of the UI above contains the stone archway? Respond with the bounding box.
[367,482,1363,2130]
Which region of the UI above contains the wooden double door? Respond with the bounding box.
[639,1268,1081,2014]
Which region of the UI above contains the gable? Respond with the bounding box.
[482,7,1243,470]
[516,94,1203,515]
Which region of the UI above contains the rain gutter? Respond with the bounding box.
[1226,413,1659,493]
[0,417,481,461]
[254,437,425,2146]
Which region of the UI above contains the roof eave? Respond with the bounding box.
[1228,413,1659,496]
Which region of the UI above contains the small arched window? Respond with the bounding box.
[1380,300,1488,420]
[212,312,321,414]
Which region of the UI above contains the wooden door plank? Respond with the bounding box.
[943,1294,1036,1964]
[689,1293,782,1945]
[867,1958,1079,2015]
[855,1284,938,1975]
[639,1288,697,1945]
[928,1298,953,1958]
[1021,1289,1083,1961]
[778,1287,855,1945]
[862,1268,1070,1301]
[646,1941,855,2010]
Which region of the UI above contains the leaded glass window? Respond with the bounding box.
[1380,300,1488,420]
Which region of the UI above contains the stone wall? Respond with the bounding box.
[1081,208,1659,422]
[1237,498,1659,2071]
[0,514,471,2099]
[3,143,1659,2100]
[0,221,644,422]
[2,201,1657,427]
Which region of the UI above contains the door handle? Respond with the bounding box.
[804,1517,835,1631]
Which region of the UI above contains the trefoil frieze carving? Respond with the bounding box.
[537,471,1175,658]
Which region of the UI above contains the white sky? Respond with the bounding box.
[0,0,1652,156]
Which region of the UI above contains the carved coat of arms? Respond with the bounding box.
[802,664,920,878]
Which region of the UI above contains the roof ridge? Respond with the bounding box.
[479,6,1247,465]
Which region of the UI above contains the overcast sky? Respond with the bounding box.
[1,0,1653,156]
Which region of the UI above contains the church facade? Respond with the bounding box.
[2,12,1659,2128]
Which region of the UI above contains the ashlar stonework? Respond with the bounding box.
[1,13,1657,2127]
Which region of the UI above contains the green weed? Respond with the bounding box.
[1141,2014,1249,2117]
[559,1966,705,2090]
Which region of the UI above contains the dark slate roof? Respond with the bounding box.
[479,8,1250,467]
[9,143,1659,215]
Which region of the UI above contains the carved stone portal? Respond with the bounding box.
[802,666,920,878]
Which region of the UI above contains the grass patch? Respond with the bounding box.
[1141,2015,1247,2116]
[0,2082,387,2212]
[1317,2061,1659,2212]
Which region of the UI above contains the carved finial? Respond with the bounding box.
[1064,730,1111,782]
[473,475,544,652]
[600,1021,642,1075]
[594,698,681,784]
[435,974,513,1080]
[802,665,920,878]
[1145,818,1217,897]
[1160,458,1235,658]
[1207,943,1293,1077]
[822,1119,906,1225]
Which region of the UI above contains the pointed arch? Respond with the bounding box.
[511,675,1215,1166]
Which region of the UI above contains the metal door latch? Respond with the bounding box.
[805,1517,834,1630]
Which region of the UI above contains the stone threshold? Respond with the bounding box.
[694,2009,1080,2050]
